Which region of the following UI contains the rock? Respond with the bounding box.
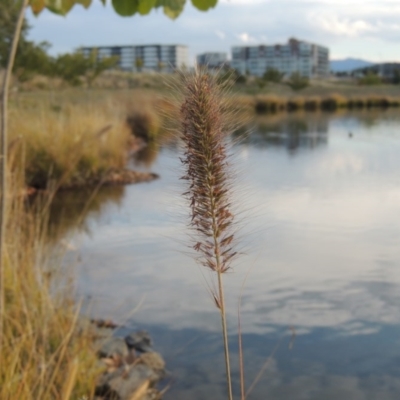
[96,364,159,400]
[98,337,129,359]
[125,331,153,353]
[138,352,165,378]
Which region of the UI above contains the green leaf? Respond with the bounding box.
[138,0,156,14]
[78,0,92,8]
[159,0,185,18]
[111,0,140,16]
[191,0,217,11]
[29,0,46,14]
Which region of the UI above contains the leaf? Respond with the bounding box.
[61,0,75,14]
[29,0,46,14]
[78,0,92,8]
[138,0,156,14]
[112,0,140,16]
[44,0,66,15]
[191,0,217,11]
[160,0,185,19]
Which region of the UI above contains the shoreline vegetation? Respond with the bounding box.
[7,73,400,193]
[3,70,400,399]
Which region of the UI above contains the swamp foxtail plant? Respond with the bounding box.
[180,71,236,400]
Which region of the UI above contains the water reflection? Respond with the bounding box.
[232,112,328,154]
[53,110,400,400]
[47,186,125,242]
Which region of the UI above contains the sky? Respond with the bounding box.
[25,0,400,65]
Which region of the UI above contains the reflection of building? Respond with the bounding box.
[239,115,329,153]
[81,44,189,73]
[231,38,329,78]
[196,52,228,69]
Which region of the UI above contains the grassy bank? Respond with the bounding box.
[248,93,400,115]
[8,83,400,190]
[0,182,99,399]
[8,89,167,190]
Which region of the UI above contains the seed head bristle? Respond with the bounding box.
[180,71,236,274]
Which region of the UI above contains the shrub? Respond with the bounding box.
[263,67,284,83]
[286,72,309,91]
[358,71,382,85]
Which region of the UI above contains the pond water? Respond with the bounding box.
[56,110,400,399]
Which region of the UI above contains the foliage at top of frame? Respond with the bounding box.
[28,0,218,18]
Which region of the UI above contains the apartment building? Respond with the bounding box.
[196,52,228,69]
[231,38,329,78]
[81,44,189,73]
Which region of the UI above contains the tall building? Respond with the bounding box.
[81,44,189,73]
[231,38,329,78]
[196,52,228,69]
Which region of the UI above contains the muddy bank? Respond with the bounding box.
[23,168,159,197]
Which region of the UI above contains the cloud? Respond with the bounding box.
[214,29,226,40]
[235,32,257,43]
[311,14,377,37]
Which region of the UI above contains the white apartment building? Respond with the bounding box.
[196,52,228,69]
[231,38,329,78]
[81,44,189,73]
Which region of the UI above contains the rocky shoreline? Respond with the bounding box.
[86,319,166,400]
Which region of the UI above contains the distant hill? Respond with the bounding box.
[330,58,374,72]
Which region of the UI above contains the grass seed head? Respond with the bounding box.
[180,71,236,274]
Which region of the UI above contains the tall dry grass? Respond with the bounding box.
[0,174,99,399]
[8,96,131,189]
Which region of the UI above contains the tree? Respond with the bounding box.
[393,69,400,85]
[286,71,309,91]
[135,57,144,72]
[0,0,52,79]
[263,67,284,83]
[84,49,119,87]
[358,71,382,85]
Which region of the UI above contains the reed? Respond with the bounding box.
[254,95,285,114]
[179,71,237,400]
[0,177,99,399]
[320,94,347,111]
[287,96,305,112]
[9,98,130,189]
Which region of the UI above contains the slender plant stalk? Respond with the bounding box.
[180,71,237,400]
[217,269,233,400]
[0,0,29,351]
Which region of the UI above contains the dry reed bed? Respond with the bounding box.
[246,94,400,114]
[8,90,167,190]
[0,181,99,399]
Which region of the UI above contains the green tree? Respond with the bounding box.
[84,48,119,87]
[358,71,382,85]
[263,67,284,83]
[135,57,144,72]
[286,71,309,91]
[393,69,400,85]
[53,52,88,85]
[0,0,52,79]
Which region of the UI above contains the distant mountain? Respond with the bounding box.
[330,58,374,72]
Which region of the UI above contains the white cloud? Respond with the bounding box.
[236,32,257,43]
[311,14,377,37]
[214,29,226,39]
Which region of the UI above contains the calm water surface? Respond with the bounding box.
[57,110,400,399]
